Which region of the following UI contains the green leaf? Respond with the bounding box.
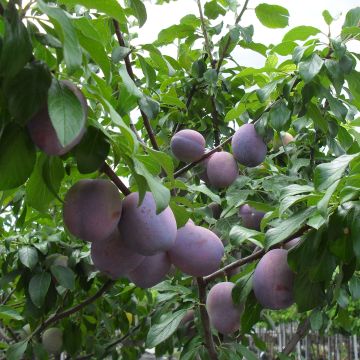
[265,207,316,249]
[134,158,171,213]
[188,184,221,204]
[271,41,297,56]
[26,154,64,212]
[232,272,253,305]
[283,26,320,42]
[139,96,160,120]
[50,265,75,290]
[310,310,323,331]
[0,125,36,190]
[235,344,258,360]
[130,0,147,27]
[349,276,360,300]
[255,4,289,29]
[240,292,262,333]
[169,201,190,228]
[157,24,195,45]
[138,55,156,88]
[269,100,291,132]
[204,0,226,20]
[298,54,323,83]
[146,309,187,348]
[37,0,82,73]
[73,126,110,174]
[317,180,340,216]
[322,10,334,25]
[112,46,131,62]
[0,306,23,321]
[48,78,86,147]
[119,64,143,98]
[0,2,32,78]
[4,61,51,125]
[256,79,282,102]
[59,0,126,24]
[7,340,28,360]
[343,7,360,28]
[19,247,38,270]
[161,94,186,109]
[314,154,359,191]
[29,272,51,308]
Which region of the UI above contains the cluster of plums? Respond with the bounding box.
[62,180,225,288]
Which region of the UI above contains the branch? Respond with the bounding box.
[197,277,218,360]
[196,0,214,64]
[100,162,131,196]
[280,318,311,356]
[217,0,250,72]
[32,280,114,338]
[174,136,233,178]
[112,20,159,151]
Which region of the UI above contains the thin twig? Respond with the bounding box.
[217,0,251,72]
[113,20,159,151]
[100,163,131,196]
[281,318,311,356]
[197,277,218,360]
[31,280,114,338]
[196,0,214,64]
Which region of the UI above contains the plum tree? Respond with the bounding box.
[206,282,243,334]
[208,202,222,219]
[42,327,63,354]
[273,132,294,151]
[206,151,238,188]
[253,249,294,310]
[238,204,265,231]
[27,80,87,156]
[231,124,267,167]
[170,129,205,163]
[63,179,122,242]
[118,192,177,255]
[168,221,224,276]
[91,229,144,279]
[128,252,171,288]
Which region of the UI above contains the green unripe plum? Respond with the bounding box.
[118,192,177,256]
[91,230,144,279]
[206,282,243,334]
[63,179,122,242]
[27,80,87,156]
[168,222,224,276]
[207,152,238,188]
[42,327,63,354]
[171,129,205,163]
[128,252,171,288]
[253,249,294,310]
[273,132,294,151]
[231,124,267,167]
[238,204,265,231]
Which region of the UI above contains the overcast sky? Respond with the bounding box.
[135,0,359,67]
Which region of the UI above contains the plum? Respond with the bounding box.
[207,152,238,188]
[28,80,87,156]
[273,132,294,151]
[253,249,294,310]
[118,192,177,255]
[42,327,63,354]
[91,229,144,279]
[168,222,224,277]
[198,155,212,183]
[171,129,205,163]
[206,282,243,334]
[208,202,222,219]
[231,123,267,167]
[63,179,122,242]
[128,252,171,288]
[238,204,265,231]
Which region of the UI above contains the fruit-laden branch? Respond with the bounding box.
[203,225,310,284]
[217,0,251,72]
[112,20,160,151]
[100,163,131,196]
[32,280,115,338]
[174,136,233,177]
[197,277,218,360]
[280,318,311,356]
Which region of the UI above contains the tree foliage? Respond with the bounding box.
[0,0,359,359]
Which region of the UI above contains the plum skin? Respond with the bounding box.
[63,179,122,243]
[91,229,144,280]
[253,249,294,310]
[118,192,177,256]
[238,204,265,231]
[27,80,88,156]
[168,222,224,277]
[206,282,243,334]
[128,252,171,288]
[42,328,63,354]
[171,129,205,163]
[231,123,267,167]
[206,151,238,188]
